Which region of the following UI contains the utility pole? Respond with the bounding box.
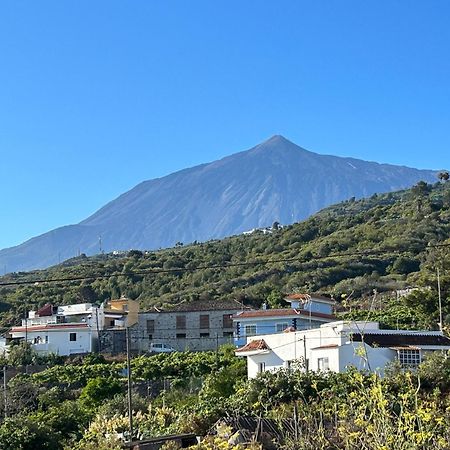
[215,333,219,368]
[438,267,443,332]
[303,337,308,372]
[126,327,133,442]
[95,307,101,352]
[24,309,28,344]
[3,366,7,419]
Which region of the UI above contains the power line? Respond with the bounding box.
[1,242,448,288]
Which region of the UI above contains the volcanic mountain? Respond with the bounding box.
[0,135,440,272]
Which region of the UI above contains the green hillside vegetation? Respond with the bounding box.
[0,180,449,330]
[2,346,450,449]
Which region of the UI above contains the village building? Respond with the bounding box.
[8,296,139,356]
[236,320,450,378]
[138,299,248,352]
[233,293,336,347]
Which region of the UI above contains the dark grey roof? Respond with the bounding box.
[351,332,450,347]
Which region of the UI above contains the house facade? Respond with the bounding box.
[138,299,247,352]
[10,322,93,355]
[9,297,139,356]
[233,294,335,347]
[236,320,450,378]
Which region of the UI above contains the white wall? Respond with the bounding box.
[240,320,450,379]
[13,328,92,356]
[242,321,402,378]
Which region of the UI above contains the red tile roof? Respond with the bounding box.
[11,323,90,333]
[36,303,53,317]
[233,309,335,320]
[235,339,270,353]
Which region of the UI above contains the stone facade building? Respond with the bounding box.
[138,299,248,352]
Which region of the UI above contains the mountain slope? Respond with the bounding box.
[0,135,440,272]
[1,181,449,330]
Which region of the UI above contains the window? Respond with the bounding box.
[147,320,155,333]
[176,333,186,339]
[148,334,153,340]
[45,335,49,344]
[199,314,210,329]
[176,315,186,330]
[69,333,77,342]
[398,349,421,368]
[223,331,234,337]
[317,357,329,371]
[258,362,266,373]
[200,332,210,338]
[223,314,233,328]
[276,322,289,333]
[245,325,257,336]
[109,320,115,327]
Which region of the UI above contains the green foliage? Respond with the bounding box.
[0,414,57,450]
[4,348,450,449]
[79,377,122,409]
[418,350,450,391]
[7,342,36,366]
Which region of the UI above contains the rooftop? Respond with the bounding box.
[285,293,335,304]
[11,323,90,332]
[234,308,335,320]
[235,339,270,353]
[351,332,450,348]
[142,298,249,313]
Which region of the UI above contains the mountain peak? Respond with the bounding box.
[264,134,293,145]
[251,134,309,156]
[0,136,439,272]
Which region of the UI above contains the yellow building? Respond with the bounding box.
[105,295,139,327]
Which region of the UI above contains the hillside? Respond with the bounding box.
[0,180,449,330]
[0,135,440,273]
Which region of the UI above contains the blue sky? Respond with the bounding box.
[1,1,449,250]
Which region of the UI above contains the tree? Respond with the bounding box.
[7,342,35,366]
[79,377,122,409]
[411,181,432,197]
[438,171,449,182]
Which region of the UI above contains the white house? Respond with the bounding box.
[10,322,93,355]
[235,320,450,378]
[8,299,137,356]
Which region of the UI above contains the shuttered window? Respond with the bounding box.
[147,320,155,333]
[199,314,210,329]
[222,314,233,328]
[176,315,186,330]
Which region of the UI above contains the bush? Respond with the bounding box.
[79,377,123,409]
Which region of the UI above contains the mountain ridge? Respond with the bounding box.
[0,135,441,272]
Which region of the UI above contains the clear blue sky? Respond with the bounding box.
[1,1,449,250]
